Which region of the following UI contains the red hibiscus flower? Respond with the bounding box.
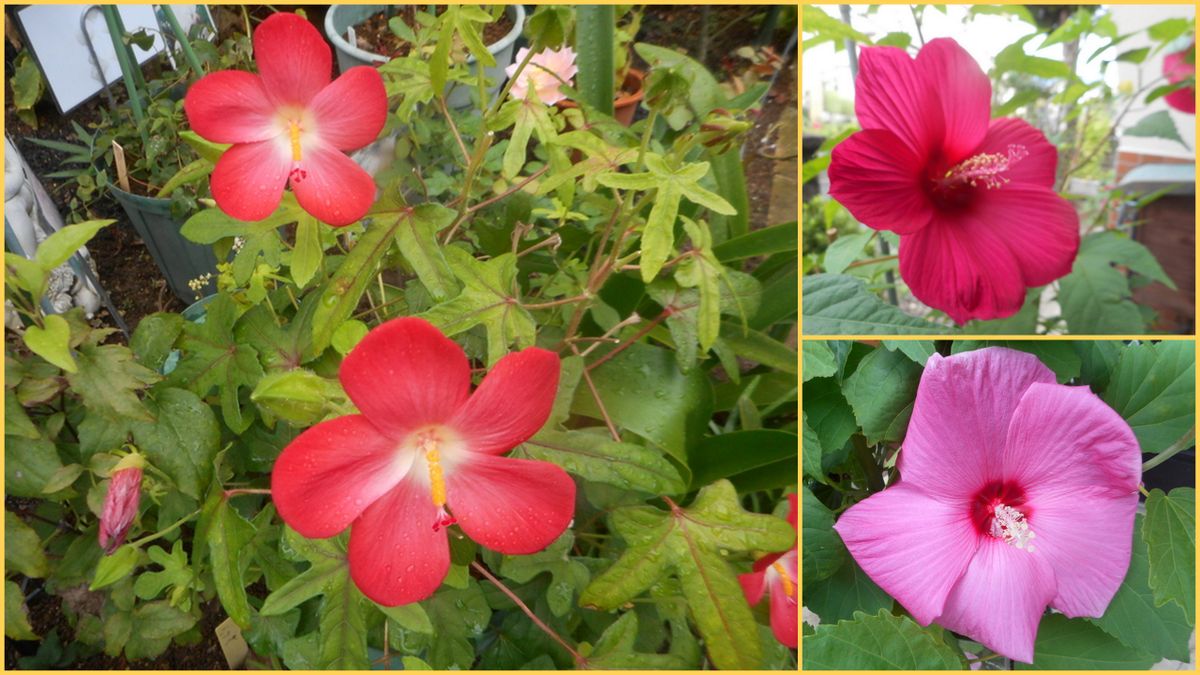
[828,39,1080,324]
[184,13,387,226]
[271,317,575,606]
[1162,42,1196,115]
[739,493,797,648]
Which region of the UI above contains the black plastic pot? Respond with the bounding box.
[108,186,218,304]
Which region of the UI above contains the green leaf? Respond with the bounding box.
[1076,231,1176,289]
[41,463,83,494]
[134,541,200,605]
[5,511,49,578]
[571,342,711,467]
[588,612,701,668]
[842,347,921,444]
[1090,515,1191,661]
[803,342,838,381]
[330,319,369,356]
[378,602,433,634]
[319,568,369,669]
[803,557,891,625]
[126,600,197,660]
[803,274,947,335]
[994,39,1072,79]
[33,219,114,271]
[1075,341,1123,391]
[204,493,257,630]
[6,252,47,299]
[422,580,492,669]
[498,532,590,617]
[1147,17,1193,42]
[91,544,140,590]
[1016,614,1156,669]
[10,51,44,113]
[259,556,344,616]
[5,436,64,498]
[1058,234,1153,334]
[802,486,846,583]
[649,269,761,369]
[156,158,214,198]
[290,213,322,288]
[65,342,158,422]
[802,413,825,483]
[688,429,797,492]
[392,203,458,301]
[519,429,686,495]
[712,221,797,262]
[168,294,262,433]
[580,480,794,669]
[23,315,76,372]
[803,377,857,473]
[130,387,219,499]
[419,248,535,366]
[1143,487,1195,624]
[130,313,183,372]
[1102,341,1194,456]
[5,394,40,440]
[4,580,37,640]
[1124,110,1185,146]
[882,340,936,366]
[803,610,963,669]
[719,323,797,375]
[307,219,400,359]
[823,232,871,275]
[179,131,229,164]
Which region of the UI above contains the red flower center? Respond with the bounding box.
[409,427,460,532]
[925,144,1028,211]
[969,479,1030,535]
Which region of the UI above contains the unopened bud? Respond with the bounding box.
[697,111,751,154]
[99,456,144,555]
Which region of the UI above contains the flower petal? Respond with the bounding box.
[450,348,560,455]
[1003,382,1143,497]
[901,348,1055,499]
[210,140,290,222]
[969,185,1080,288]
[898,210,1029,324]
[855,46,943,158]
[271,415,412,538]
[184,71,279,144]
[339,317,471,439]
[446,454,575,555]
[935,539,1057,664]
[309,66,388,151]
[1163,45,1196,114]
[254,13,331,106]
[1027,489,1137,618]
[291,142,377,226]
[348,478,450,606]
[827,129,933,235]
[833,483,979,625]
[739,565,769,606]
[975,118,1058,188]
[769,556,799,649]
[916,38,991,163]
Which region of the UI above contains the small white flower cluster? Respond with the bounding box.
[188,272,214,300]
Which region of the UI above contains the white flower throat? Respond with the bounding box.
[989,504,1036,552]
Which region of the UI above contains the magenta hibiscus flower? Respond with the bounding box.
[834,348,1141,663]
[184,13,387,226]
[1162,42,1196,115]
[271,318,575,606]
[828,39,1080,324]
[739,493,797,648]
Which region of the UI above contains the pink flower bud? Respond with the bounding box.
[99,467,142,554]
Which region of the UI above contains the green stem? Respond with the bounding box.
[1142,428,1195,472]
[126,508,202,548]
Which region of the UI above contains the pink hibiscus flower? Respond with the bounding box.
[271,317,575,606]
[506,46,578,105]
[834,348,1141,662]
[1162,42,1196,115]
[184,13,387,226]
[739,493,797,648]
[828,39,1080,324]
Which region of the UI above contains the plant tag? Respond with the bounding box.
[111,141,131,192]
[215,617,249,668]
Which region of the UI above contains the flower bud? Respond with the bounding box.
[99,455,144,555]
[698,109,751,155]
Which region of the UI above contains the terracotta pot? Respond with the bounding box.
[558,68,646,127]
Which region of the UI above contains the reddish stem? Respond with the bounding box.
[470,561,588,668]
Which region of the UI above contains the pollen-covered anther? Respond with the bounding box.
[771,561,796,599]
[943,143,1028,190]
[989,503,1036,551]
[289,120,303,162]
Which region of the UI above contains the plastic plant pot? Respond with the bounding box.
[108,186,218,304]
[324,4,526,109]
